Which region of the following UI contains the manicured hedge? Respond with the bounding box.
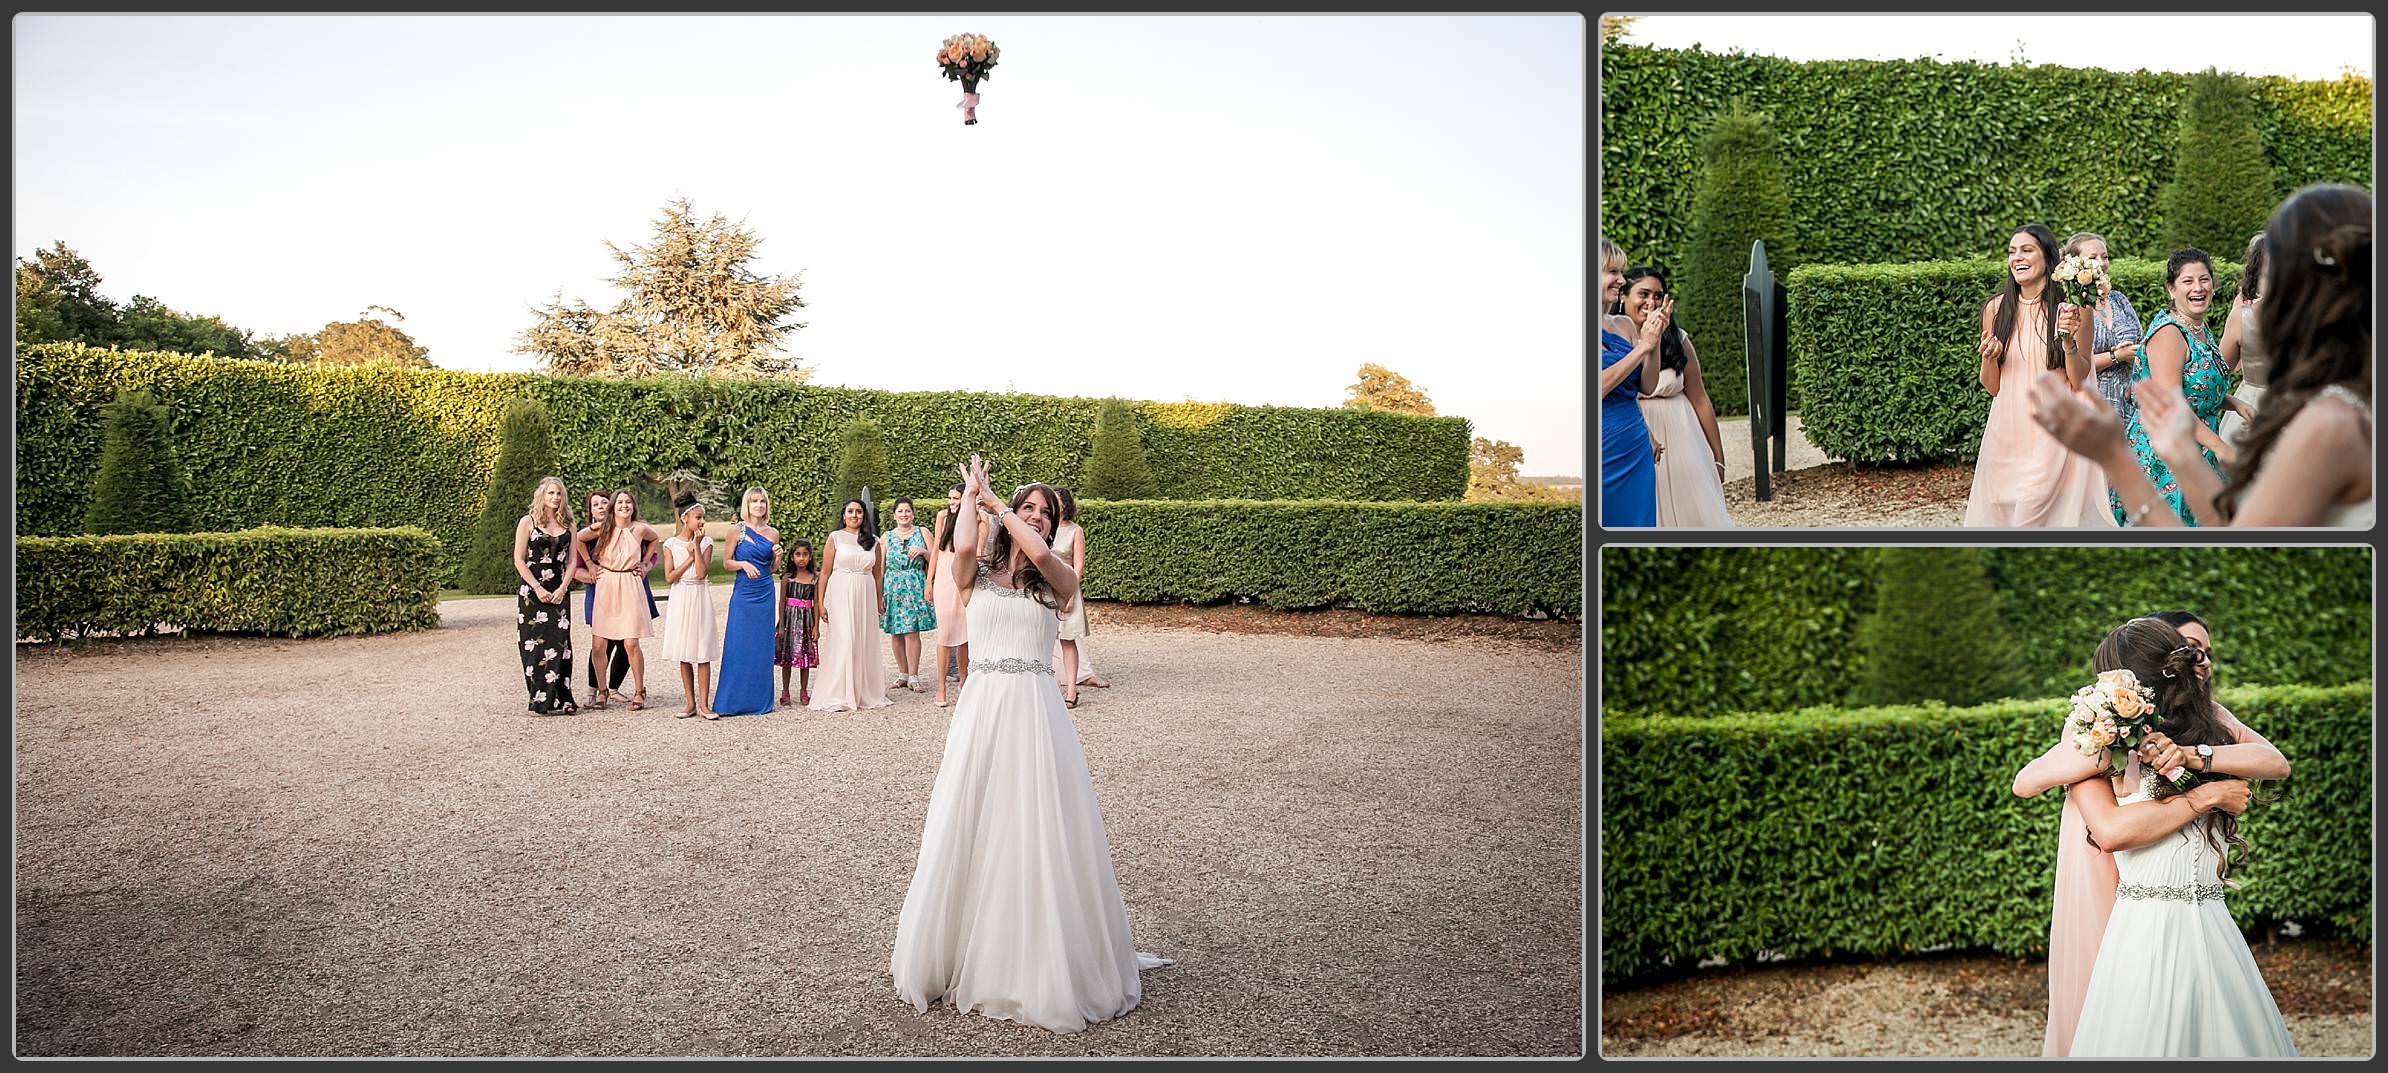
[1601,682,2372,983]
[15,345,1472,582]
[1075,499,1582,617]
[15,527,443,641]
[1601,547,2368,716]
[1789,258,2240,463]
[1602,43,2370,284]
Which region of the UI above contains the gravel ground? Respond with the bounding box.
[1602,942,2373,1057]
[14,591,1585,1058]
[1722,462,1973,528]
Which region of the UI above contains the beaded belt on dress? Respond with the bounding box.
[971,657,1053,676]
[2116,881,2228,904]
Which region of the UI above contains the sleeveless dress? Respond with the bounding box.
[808,530,893,713]
[1962,298,2117,528]
[711,526,778,715]
[2089,289,2147,419]
[2113,309,2231,526]
[2069,780,2297,1056]
[657,535,717,664]
[591,528,655,641]
[777,574,819,669]
[1050,524,1100,683]
[890,560,1172,1032]
[518,526,578,714]
[2217,301,2266,445]
[1635,366,1733,527]
[1599,327,1657,527]
[933,547,968,649]
[880,527,938,635]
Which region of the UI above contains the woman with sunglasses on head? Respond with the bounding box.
[2033,184,2372,526]
[1615,265,1731,527]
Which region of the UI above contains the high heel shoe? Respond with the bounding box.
[629,689,647,711]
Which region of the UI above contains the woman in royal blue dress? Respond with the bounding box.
[1599,236,1661,526]
[712,485,782,715]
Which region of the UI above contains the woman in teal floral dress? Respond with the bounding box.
[879,498,938,691]
[2112,249,2234,525]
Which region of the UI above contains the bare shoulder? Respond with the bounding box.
[756,523,780,541]
[2285,393,2372,454]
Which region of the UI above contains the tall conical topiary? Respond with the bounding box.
[1079,397,1157,499]
[830,415,890,514]
[2160,70,2275,258]
[1681,98,1793,417]
[460,397,560,594]
[1852,548,2028,707]
[83,388,193,535]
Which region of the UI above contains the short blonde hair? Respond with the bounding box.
[1600,235,1625,270]
[740,485,770,522]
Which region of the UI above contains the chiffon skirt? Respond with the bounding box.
[2042,791,2120,1056]
[933,550,969,649]
[2069,898,2297,1056]
[808,570,892,712]
[1638,392,1733,527]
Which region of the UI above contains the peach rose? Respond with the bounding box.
[970,37,988,61]
[2111,688,2145,719]
[2075,268,2093,286]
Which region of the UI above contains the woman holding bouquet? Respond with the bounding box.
[2011,613,2288,1056]
[1597,237,1660,527]
[2060,232,2146,420]
[2060,617,2296,1056]
[1614,266,1731,526]
[2034,184,2371,526]
[1961,224,2113,527]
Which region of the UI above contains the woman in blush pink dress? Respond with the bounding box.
[808,498,894,713]
[2010,613,2288,1055]
[1963,224,2116,528]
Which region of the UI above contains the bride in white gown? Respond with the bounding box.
[2067,618,2296,1057]
[890,456,1170,1033]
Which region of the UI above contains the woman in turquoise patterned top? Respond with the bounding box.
[879,497,938,691]
[2112,249,2234,525]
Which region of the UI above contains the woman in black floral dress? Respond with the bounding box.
[514,476,580,715]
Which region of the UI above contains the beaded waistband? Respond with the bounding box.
[2116,881,2228,904]
[970,657,1053,676]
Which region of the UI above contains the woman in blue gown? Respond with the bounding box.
[1600,237,1660,527]
[712,486,782,715]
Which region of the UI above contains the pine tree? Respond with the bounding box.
[1079,398,1158,499]
[1852,548,2028,707]
[2160,70,2275,258]
[460,398,560,594]
[83,388,193,535]
[830,415,891,515]
[1680,99,1793,416]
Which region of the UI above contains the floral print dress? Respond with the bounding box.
[879,526,938,636]
[518,526,578,714]
[2113,308,2231,526]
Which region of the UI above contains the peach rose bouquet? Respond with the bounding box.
[2064,668,2193,790]
[2050,251,2110,350]
[936,33,1002,125]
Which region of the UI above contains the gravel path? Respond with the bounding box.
[1602,943,2372,1057]
[14,592,1585,1058]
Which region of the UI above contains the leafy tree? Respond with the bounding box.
[514,198,809,381]
[1852,548,2028,707]
[14,242,119,346]
[460,398,559,594]
[1467,437,1572,502]
[2160,69,2275,257]
[830,415,891,516]
[115,294,258,359]
[265,306,432,368]
[1079,398,1158,499]
[1600,15,1641,44]
[84,388,194,535]
[1342,363,1437,415]
[1681,99,1793,416]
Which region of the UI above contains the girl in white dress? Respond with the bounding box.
[890,456,1170,1033]
[2067,618,2295,1057]
[658,493,718,719]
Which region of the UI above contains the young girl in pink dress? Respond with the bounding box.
[1963,224,2116,528]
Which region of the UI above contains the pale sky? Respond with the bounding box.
[13,14,1587,476]
[1612,13,2373,81]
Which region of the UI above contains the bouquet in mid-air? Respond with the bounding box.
[937,33,1001,125]
[2049,251,2110,351]
[2064,668,2194,791]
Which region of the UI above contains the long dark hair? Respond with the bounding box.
[2218,183,2372,522]
[782,537,813,579]
[1052,485,1079,524]
[2090,618,2248,878]
[935,483,965,551]
[2234,230,2266,304]
[985,483,1064,611]
[1990,224,2065,371]
[838,498,877,552]
[1607,265,1690,374]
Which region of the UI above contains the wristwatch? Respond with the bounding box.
[2196,743,2214,770]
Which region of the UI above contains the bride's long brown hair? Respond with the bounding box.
[2088,617,2250,879]
[984,484,1065,612]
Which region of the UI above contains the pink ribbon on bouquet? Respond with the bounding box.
[957,91,980,114]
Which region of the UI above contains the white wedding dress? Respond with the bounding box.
[890,561,1170,1033]
[2068,781,2297,1056]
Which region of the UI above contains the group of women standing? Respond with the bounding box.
[1982,182,2372,527]
[509,477,1113,716]
[1598,236,1734,528]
